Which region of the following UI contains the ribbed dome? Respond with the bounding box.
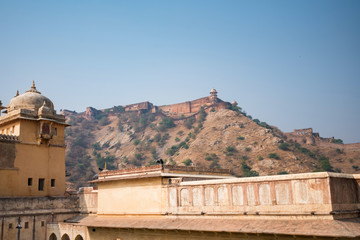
[7,82,54,113]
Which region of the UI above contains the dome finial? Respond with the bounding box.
[26,80,41,94]
[15,90,19,97]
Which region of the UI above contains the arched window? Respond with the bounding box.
[49,233,57,240]
[61,234,70,240]
[75,235,84,240]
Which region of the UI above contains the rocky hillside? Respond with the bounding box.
[62,105,360,190]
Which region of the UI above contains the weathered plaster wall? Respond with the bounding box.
[78,187,98,214]
[0,141,16,169]
[0,196,79,240]
[0,142,66,197]
[158,97,212,116]
[47,223,87,240]
[97,177,163,215]
[167,173,360,219]
[124,101,152,112]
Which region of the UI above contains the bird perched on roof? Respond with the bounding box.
[156,159,164,165]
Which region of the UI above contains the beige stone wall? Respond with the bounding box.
[47,223,87,240]
[158,97,213,116]
[0,196,79,240]
[0,116,66,197]
[97,177,163,215]
[79,187,98,214]
[0,141,16,169]
[0,142,66,197]
[166,173,360,219]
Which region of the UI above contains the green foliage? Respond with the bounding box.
[245,147,251,152]
[209,160,221,169]
[159,133,170,147]
[133,139,140,145]
[153,133,161,142]
[224,146,236,156]
[99,116,110,126]
[241,155,248,160]
[184,117,196,129]
[183,159,192,166]
[169,158,177,166]
[253,119,260,124]
[277,171,289,175]
[230,104,241,112]
[150,147,158,160]
[174,137,180,142]
[352,165,359,171]
[237,136,245,140]
[159,117,176,131]
[318,155,333,172]
[210,108,215,112]
[134,152,144,161]
[117,121,123,131]
[278,143,290,151]
[165,141,188,156]
[198,106,207,123]
[241,162,259,177]
[95,154,116,170]
[102,141,110,149]
[73,134,89,148]
[257,156,264,160]
[292,143,316,158]
[177,130,184,136]
[92,142,101,151]
[268,153,280,160]
[204,153,220,168]
[113,105,125,113]
[259,121,271,129]
[205,153,219,161]
[336,148,344,154]
[333,139,344,144]
[299,147,316,158]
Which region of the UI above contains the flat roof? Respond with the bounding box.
[71,215,360,238]
[92,165,234,183]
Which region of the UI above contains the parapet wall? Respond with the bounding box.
[124,101,152,112]
[165,172,360,219]
[0,196,79,217]
[158,96,224,117]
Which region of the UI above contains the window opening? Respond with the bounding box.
[28,178,33,186]
[51,179,55,187]
[38,178,45,191]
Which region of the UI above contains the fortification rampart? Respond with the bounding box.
[284,128,337,145]
[124,101,152,112]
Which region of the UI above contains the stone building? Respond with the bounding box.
[50,165,360,239]
[0,82,79,240]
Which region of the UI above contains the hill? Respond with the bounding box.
[62,91,360,189]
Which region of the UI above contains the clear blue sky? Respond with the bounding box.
[0,0,359,143]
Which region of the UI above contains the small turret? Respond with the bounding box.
[209,89,218,104]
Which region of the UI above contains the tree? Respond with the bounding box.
[268,153,280,160]
[183,159,192,166]
[278,143,290,151]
